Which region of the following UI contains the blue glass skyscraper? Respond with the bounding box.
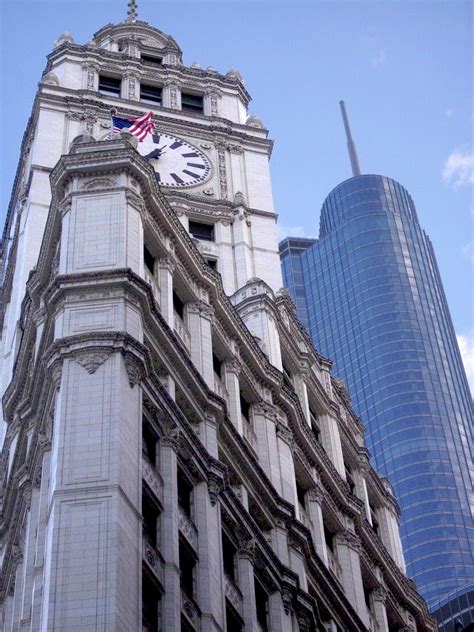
[280,105,474,630]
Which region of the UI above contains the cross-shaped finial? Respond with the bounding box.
[126,0,138,22]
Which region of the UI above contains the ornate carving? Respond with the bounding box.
[338,529,361,552]
[224,357,241,376]
[207,472,223,506]
[82,177,117,190]
[122,351,146,387]
[238,537,256,563]
[58,195,72,216]
[217,148,228,199]
[296,612,312,632]
[276,421,293,446]
[126,189,146,214]
[373,585,388,604]
[72,349,112,374]
[281,584,293,615]
[307,485,324,505]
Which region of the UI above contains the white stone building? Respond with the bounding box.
[0,8,436,632]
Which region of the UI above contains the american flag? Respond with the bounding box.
[112,111,155,142]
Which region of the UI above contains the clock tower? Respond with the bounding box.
[0,6,436,632]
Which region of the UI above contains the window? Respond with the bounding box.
[345,462,356,494]
[296,480,306,510]
[142,54,162,65]
[225,603,243,632]
[142,485,161,547]
[324,524,335,553]
[179,537,196,598]
[143,418,159,467]
[206,259,218,270]
[309,408,322,444]
[282,362,293,388]
[142,570,160,632]
[213,353,223,379]
[181,92,204,114]
[240,393,250,424]
[369,503,380,536]
[222,530,237,581]
[144,245,155,273]
[98,75,121,96]
[173,291,184,319]
[140,83,162,106]
[177,468,193,517]
[188,220,215,242]
[254,578,269,631]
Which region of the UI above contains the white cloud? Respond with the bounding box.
[277,224,316,241]
[371,48,387,67]
[442,150,474,188]
[457,332,474,395]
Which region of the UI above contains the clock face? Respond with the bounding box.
[138,132,211,188]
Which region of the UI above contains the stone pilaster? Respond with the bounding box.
[237,539,259,632]
[223,356,242,433]
[268,589,293,632]
[276,422,298,509]
[336,529,368,626]
[187,300,214,389]
[306,486,328,566]
[194,479,225,632]
[252,402,282,494]
[372,586,389,632]
[158,256,175,327]
[161,428,181,632]
[320,412,345,478]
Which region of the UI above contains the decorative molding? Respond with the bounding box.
[82,177,118,190]
[207,472,223,506]
[122,351,147,387]
[238,537,256,563]
[217,147,228,199]
[126,188,146,214]
[72,349,113,374]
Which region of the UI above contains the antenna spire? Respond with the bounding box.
[339,100,362,177]
[126,0,138,22]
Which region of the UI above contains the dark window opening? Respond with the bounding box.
[142,54,163,65]
[213,353,222,378]
[98,75,121,96]
[181,616,195,632]
[142,570,160,632]
[206,259,218,270]
[178,468,193,517]
[345,463,356,494]
[173,292,184,319]
[144,245,155,273]
[143,486,160,547]
[189,221,215,242]
[140,83,162,105]
[240,393,250,423]
[143,419,159,467]
[181,92,204,114]
[179,537,196,598]
[324,524,335,552]
[222,531,237,581]
[282,362,293,388]
[226,602,243,632]
[254,578,269,631]
[364,584,372,610]
[369,503,380,536]
[296,480,306,509]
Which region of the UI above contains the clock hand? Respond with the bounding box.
[143,148,162,160]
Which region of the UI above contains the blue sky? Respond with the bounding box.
[1,0,472,386]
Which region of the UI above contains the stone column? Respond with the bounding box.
[237,540,259,632]
[269,588,293,632]
[163,80,181,110]
[223,356,242,434]
[276,423,298,510]
[353,459,371,521]
[306,486,328,566]
[161,428,181,632]
[30,445,52,629]
[204,89,221,117]
[18,484,40,627]
[82,62,99,91]
[320,411,345,478]
[293,369,311,426]
[372,586,389,632]
[124,71,141,101]
[377,503,406,572]
[187,300,214,389]
[252,403,282,494]
[194,478,225,632]
[158,256,175,327]
[336,530,368,627]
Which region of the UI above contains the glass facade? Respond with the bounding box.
[280,175,474,628]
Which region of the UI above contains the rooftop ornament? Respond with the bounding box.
[126,0,138,22]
